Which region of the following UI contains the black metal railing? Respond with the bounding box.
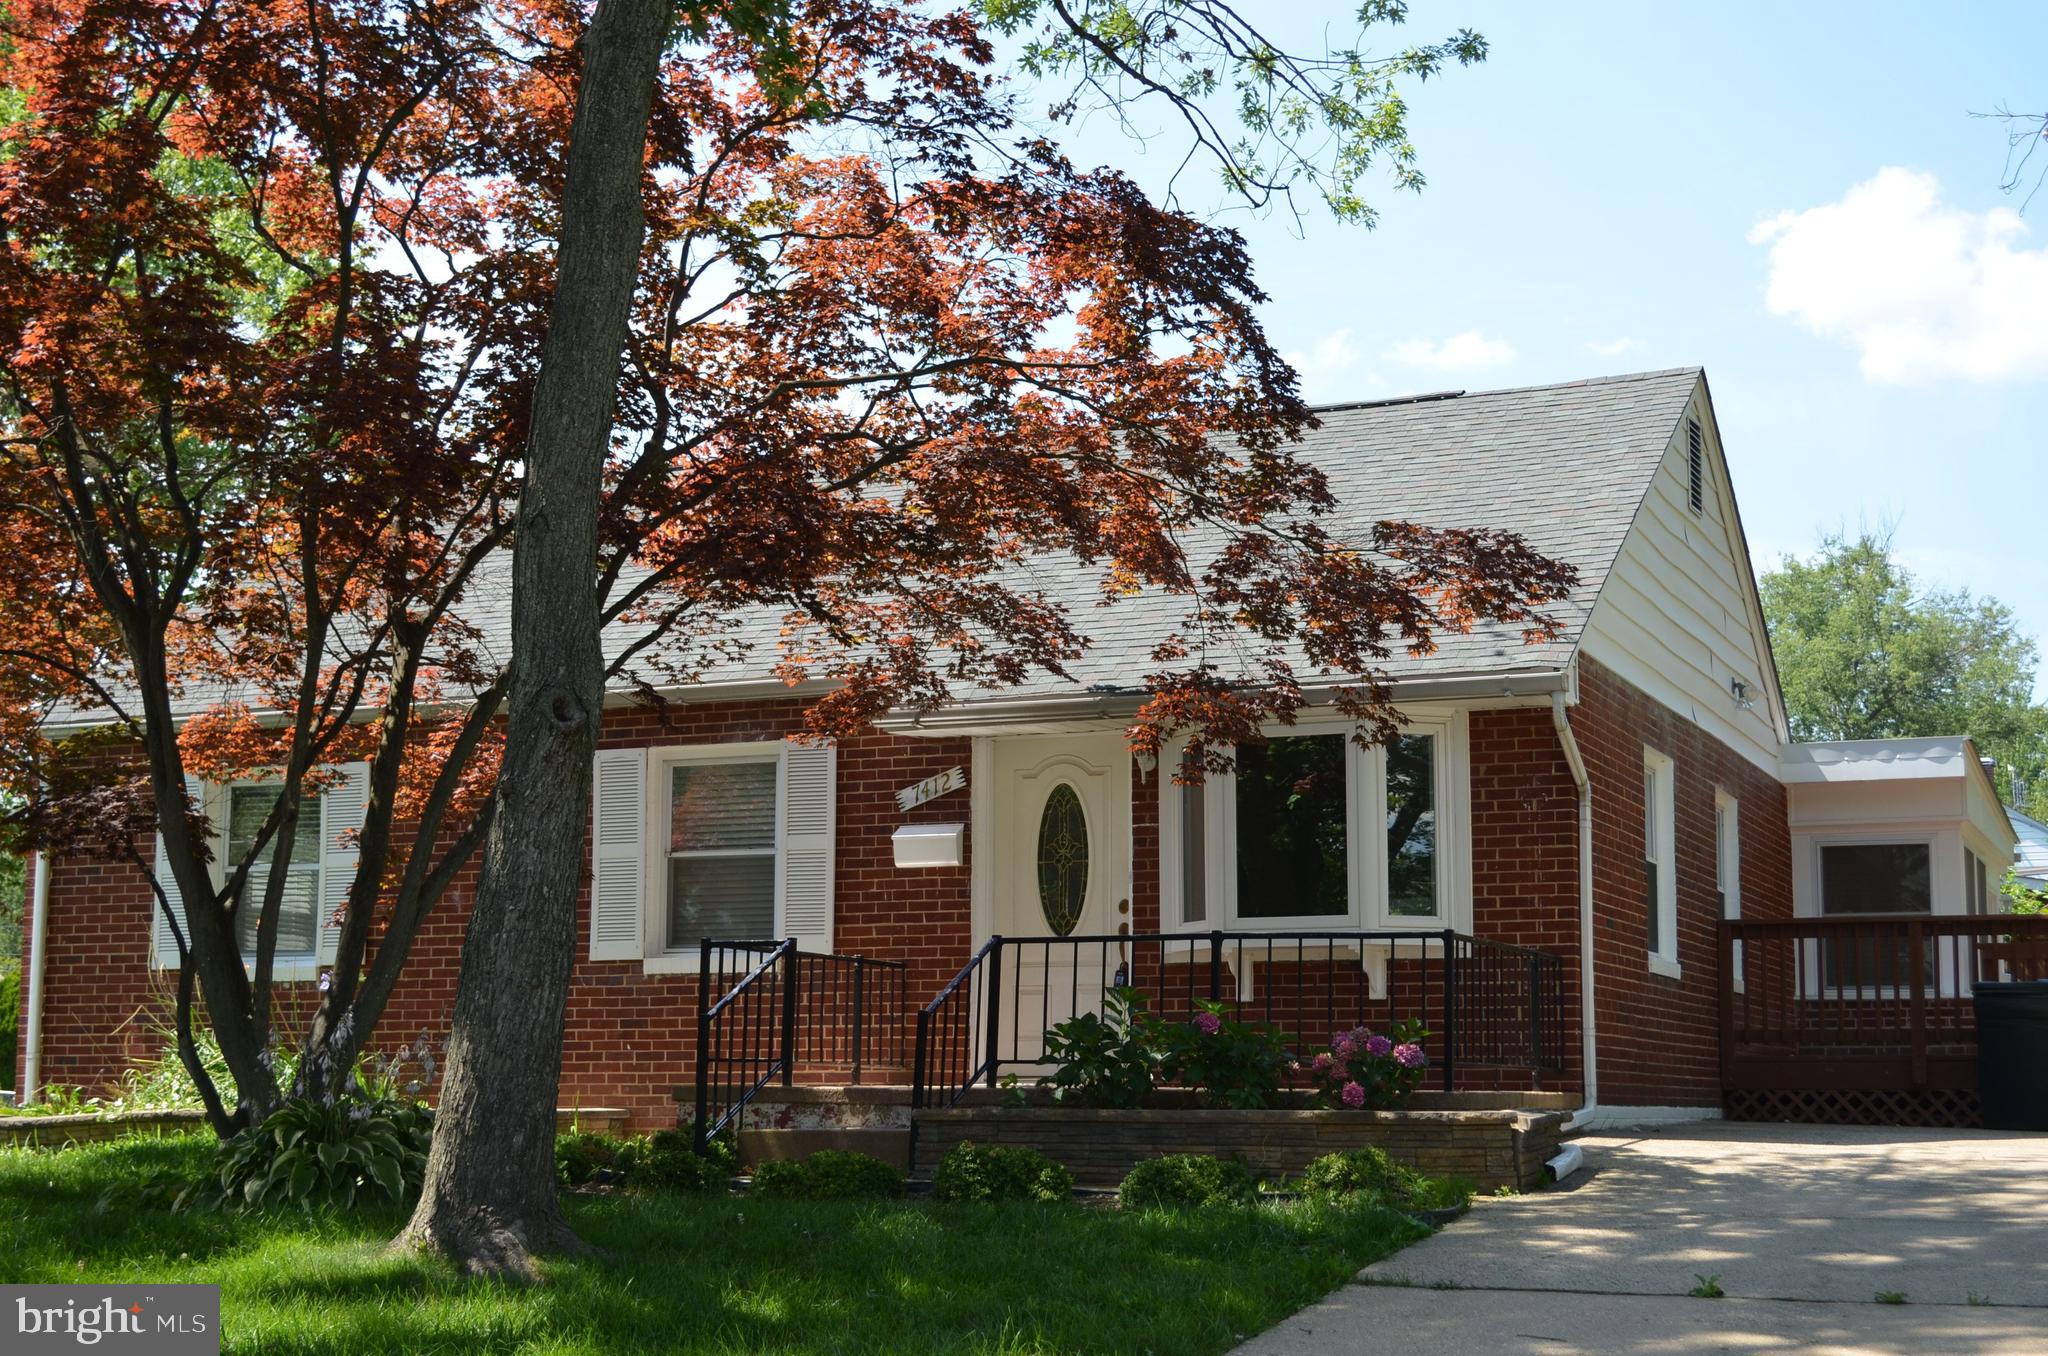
[794,952,909,1082]
[692,941,914,1150]
[693,939,796,1151]
[910,929,1567,1111]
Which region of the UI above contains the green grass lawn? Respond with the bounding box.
[0,1136,1432,1355]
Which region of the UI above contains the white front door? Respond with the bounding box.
[990,734,1131,1064]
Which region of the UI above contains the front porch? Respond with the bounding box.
[684,925,1572,1186]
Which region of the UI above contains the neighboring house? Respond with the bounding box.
[2006,805,2048,889]
[10,368,2023,1128]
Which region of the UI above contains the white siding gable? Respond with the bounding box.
[1579,379,1789,773]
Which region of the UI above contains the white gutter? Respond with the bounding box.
[1550,693,1599,1128]
[20,850,50,1106]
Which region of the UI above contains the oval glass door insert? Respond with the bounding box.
[1036,782,1089,936]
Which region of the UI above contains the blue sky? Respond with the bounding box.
[1029,2,2048,685]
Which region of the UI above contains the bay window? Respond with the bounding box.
[1161,714,1465,931]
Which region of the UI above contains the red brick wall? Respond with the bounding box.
[1467,705,1585,1093]
[17,699,975,1129]
[1572,657,1792,1105]
[14,663,1797,1119]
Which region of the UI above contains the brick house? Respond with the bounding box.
[12,367,2023,1129]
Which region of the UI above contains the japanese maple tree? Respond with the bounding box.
[403,0,1567,1270]
[0,0,1565,1268]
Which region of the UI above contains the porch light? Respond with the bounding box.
[1731,678,1755,711]
[892,822,966,869]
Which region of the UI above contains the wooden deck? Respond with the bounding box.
[1719,914,2048,1124]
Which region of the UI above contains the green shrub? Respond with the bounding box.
[930,1141,1074,1204]
[1039,987,1158,1107]
[1119,1153,1257,1210]
[0,962,18,1095]
[1155,1002,1293,1109]
[556,1130,637,1188]
[750,1149,904,1200]
[556,1128,729,1193]
[206,1096,432,1211]
[1297,1148,1469,1212]
[637,1129,728,1193]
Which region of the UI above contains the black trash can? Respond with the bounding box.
[1973,981,2048,1131]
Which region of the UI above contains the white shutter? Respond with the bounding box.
[318,762,369,965]
[779,742,836,954]
[152,773,204,968]
[590,746,648,960]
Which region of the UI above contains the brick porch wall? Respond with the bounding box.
[1572,657,1793,1105]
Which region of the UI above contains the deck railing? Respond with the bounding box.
[911,929,1567,1111]
[1719,913,2048,1095]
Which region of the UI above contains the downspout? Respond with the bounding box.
[20,850,50,1106]
[1549,694,1598,1127]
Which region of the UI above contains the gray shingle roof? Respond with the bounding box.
[54,367,1704,727]
[596,367,1704,705]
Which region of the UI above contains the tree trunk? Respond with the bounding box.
[397,0,670,1278]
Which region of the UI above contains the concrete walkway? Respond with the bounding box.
[1236,1121,2048,1355]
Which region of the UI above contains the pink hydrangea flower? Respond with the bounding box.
[1193,1011,1223,1036]
[1364,1034,1393,1058]
[1311,1052,1335,1073]
[1340,1081,1366,1108]
[1394,1042,1426,1069]
[1333,1036,1356,1059]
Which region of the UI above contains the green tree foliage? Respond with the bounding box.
[0,852,20,961]
[1760,533,2048,811]
[980,0,1487,224]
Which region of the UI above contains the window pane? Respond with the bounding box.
[668,855,776,942]
[228,784,321,865]
[1036,782,1089,936]
[1820,844,1931,915]
[229,784,323,959]
[1179,780,1206,925]
[1235,735,1347,918]
[234,865,320,958]
[1820,842,1932,988]
[669,762,776,852]
[1386,734,1437,917]
[1645,860,1661,953]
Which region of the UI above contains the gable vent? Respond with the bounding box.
[1685,418,1705,516]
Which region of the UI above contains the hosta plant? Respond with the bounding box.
[203,1097,432,1211]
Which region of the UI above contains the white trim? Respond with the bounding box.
[970,737,996,945]
[1642,746,1678,975]
[643,740,786,967]
[1717,787,1742,994]
[21,851,50,1104]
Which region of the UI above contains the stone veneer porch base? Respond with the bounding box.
[910,1105,1568,1193]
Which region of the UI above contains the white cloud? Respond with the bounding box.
[1749,167,2048,383]
[1387,330,1516,372]
[1585,337,1641,358]
[1283,327,1362,378]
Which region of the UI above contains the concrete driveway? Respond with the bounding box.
[1236,1121,2048,1355]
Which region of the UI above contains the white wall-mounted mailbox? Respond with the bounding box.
[892,822,965,869]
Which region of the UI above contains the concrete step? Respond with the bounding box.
[739,1125,910,1171]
